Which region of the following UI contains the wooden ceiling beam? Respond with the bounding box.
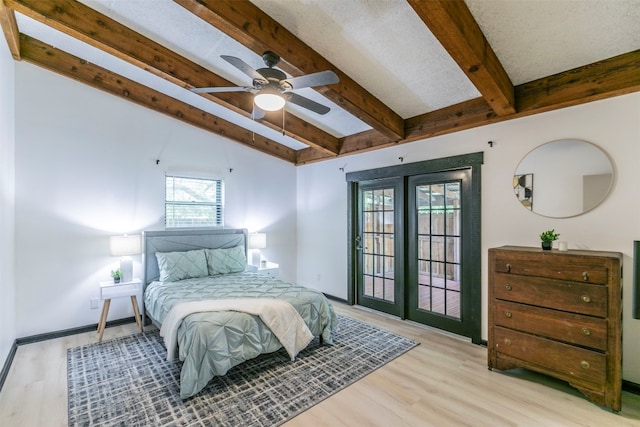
[295,147,335,166]
[0,0,20,59]
[174,0,405,141]
[325,98,496,163]
[516,49,640,114]
[300,50,640,164]
[20,34,296,163]
[338,129,401,157]
[404,98,497,142]
[6,0,340,156]
[408,0,515,116]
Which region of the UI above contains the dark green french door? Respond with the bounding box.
[406,170,473,337]
[349,154,482,343]
[356,178,404,317]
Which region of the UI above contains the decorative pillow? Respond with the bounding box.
[155,249,208,282]
[205,246,247,275]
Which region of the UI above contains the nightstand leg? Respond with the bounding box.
[98,299,111,342]
[130,295,143,332]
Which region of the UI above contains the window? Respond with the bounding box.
[165,175,224,228]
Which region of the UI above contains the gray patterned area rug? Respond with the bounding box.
[67,315,418,427]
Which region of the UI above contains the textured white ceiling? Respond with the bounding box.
[465,0,640,85]
[252,0,481,118]
[13,0,640,150]
[86,0,374,139]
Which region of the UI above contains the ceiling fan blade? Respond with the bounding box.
[190,86,250,94]
[286,92,331,115]
[221,55,268,83]
[283,70,339,90]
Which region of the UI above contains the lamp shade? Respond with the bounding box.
[254,92,285,111]
[248,233,267,250]
[110,235,141,256]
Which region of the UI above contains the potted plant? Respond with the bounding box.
[111,268,122,284]
[539,229,560,250]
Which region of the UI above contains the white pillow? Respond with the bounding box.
[155,249,208,282]
[205,246,247,275]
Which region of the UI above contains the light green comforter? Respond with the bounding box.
[144,272,338,398]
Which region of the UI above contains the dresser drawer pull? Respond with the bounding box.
[505,311,512,318]
[580,360,590,370]
[583,271,589,281]
[582,328,591,336]
[506,263,511,273]
[581,295,591,303]
[504,338,511,346]
[504,284,512,291]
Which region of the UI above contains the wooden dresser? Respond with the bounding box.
[488,246,622,411]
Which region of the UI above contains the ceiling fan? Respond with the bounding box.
[191,51,339,116]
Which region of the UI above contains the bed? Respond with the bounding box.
[142,228,338,399]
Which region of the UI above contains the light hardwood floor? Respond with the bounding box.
[1,302,639,426]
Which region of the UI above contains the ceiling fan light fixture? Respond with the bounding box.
[254,91,285,111]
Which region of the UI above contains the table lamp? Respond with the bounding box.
[110,234,141,283]
[248,233,267,266]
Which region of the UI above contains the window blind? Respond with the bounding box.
[165,175,224,228]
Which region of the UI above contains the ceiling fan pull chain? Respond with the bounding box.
[251,108,255,145]
[282,108,286,136]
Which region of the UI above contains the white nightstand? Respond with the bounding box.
[98,278,143,341]
[249,262,279,278]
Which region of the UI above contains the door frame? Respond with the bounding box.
[346,152,484,344]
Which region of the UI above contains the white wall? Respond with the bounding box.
[15,62,297,336]
[0,35,16,366]
[297,92,640,383]
[12,57,640,384]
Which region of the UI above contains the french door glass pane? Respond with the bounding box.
[446,237,460,263]
[363,191,373,210]
[418,213,429,234]
[373,213,381,232]
[374,189,385,210]
[383,189,394,210]
[418,235,430,259]
[431,237,445,262]
[363,213,372,232]
[384,212,394,229]
[364,234,373,253]
[384,234,394,257]
[431,287,445,315]
[446,184,460,206]
[446,291,461,318]
[446,210,460,235]
[364,254,373,275]
[374,275,384,298]
[447,263,460,283]
[364,275,373,296]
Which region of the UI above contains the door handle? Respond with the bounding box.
[355,235,363,251]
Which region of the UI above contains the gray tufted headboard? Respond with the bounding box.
[142,228,248,289]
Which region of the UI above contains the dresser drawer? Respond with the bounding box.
[493,274,607,317]
[493,256,608,284]
[494,300,607,350]
[493,327,606,388]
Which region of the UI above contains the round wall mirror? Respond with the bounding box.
[513,139,614,218]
